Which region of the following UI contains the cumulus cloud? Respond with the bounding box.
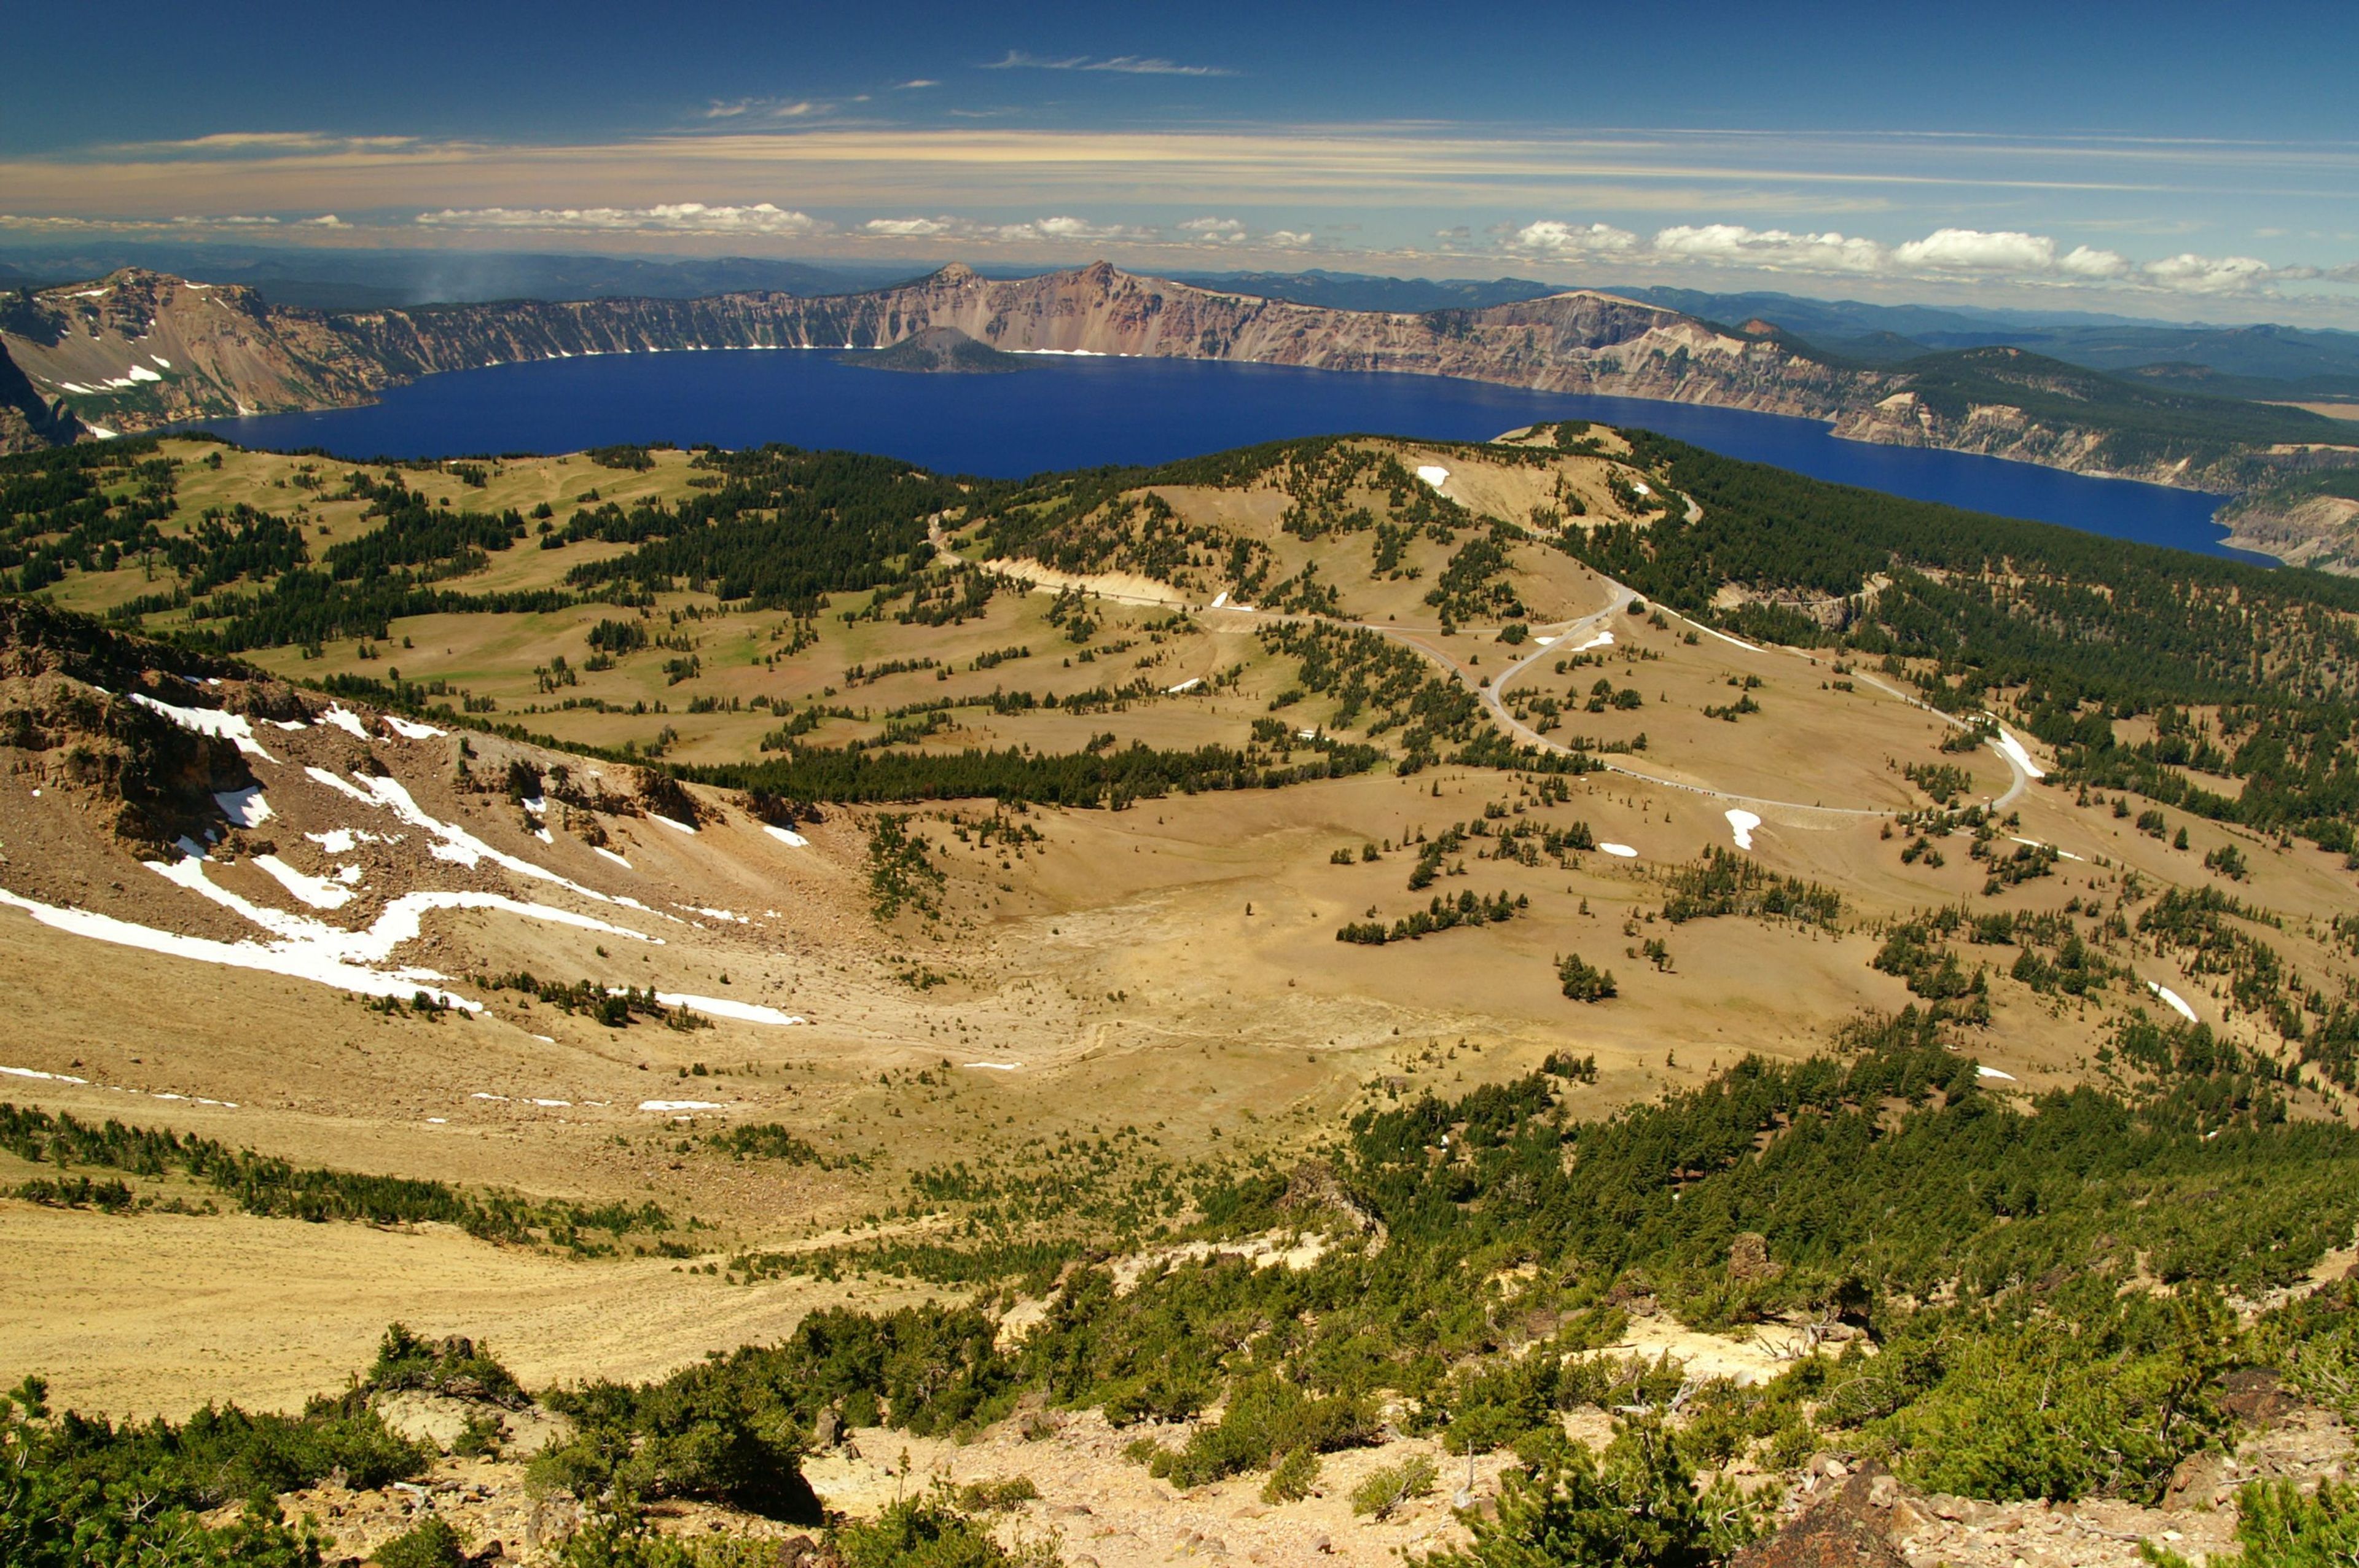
[862,216,957,237]
[859,214,1153,245]
[2060,246,2132,279]
[418,203,827,236]
[1509,220,1639,256]
[2142,252,2276,294]
[982,50,1232,76]
[1501,217,2315,297]
[1180,216,1248,244]
[1264,230,1314,249]
[1892,228,2057,272]
[1653,224,1887,273]
[1014,215,1151,241]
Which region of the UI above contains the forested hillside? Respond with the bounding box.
[1572,430,2359,856]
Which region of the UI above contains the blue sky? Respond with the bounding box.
[8,0,2358,321]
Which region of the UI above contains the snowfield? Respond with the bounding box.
[1990,728,2048,780]
[131,693,279,762]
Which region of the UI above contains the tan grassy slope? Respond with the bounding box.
[2,432,2355,1433]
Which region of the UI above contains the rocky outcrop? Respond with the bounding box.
[0,338,84,452]
[1734,1465,1911,1568]
[0,262,1858,442]
[0,269,396,431]
[854,324,1025,373]
[2218,491,2359,574]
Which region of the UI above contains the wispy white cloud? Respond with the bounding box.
[981,50,1233,76]
[98,131,424,158]
[417,203,829,236]
[0,211,356,233]
[896,79,940,90]
[702,98,826,122]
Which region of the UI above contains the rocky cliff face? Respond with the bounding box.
[2217,492,2359,574]
[0,345,83,453]
[0,262,1863,442]
[0,270,397,434]
[1831,390,2139,478]
[7,263,2355,552]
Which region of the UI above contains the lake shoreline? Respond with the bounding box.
[198,349,2265,566]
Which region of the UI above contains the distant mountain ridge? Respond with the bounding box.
[4,261,2356,550]
[0,245,913,311]
[1596,284,2359,397]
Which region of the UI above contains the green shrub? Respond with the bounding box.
[531,1360,818,1520]
[1557,953,1617,1001]
[452,1411,503,1458]
[536,1305,1012,1519]
[835,1498,1058,1568]
[1425,1419,1759,1567]
[1262,1446,1320,1504]
[0,1371,410,1568]
[1144,1376,1376,1488]
[2256,1284,2359,1422]
[1350,1454,1437,1519]
[375,1515,468,1568]
[955,1476,1041,1512]
[2144,1478,2359,1567]
[1872,1292,2237,1503]
[1428,1354,1562,1455]
[369,1323,527,1408]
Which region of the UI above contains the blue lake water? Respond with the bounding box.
[203,350,2262,563]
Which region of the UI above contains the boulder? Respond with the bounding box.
[1731,1463,1910,1568]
